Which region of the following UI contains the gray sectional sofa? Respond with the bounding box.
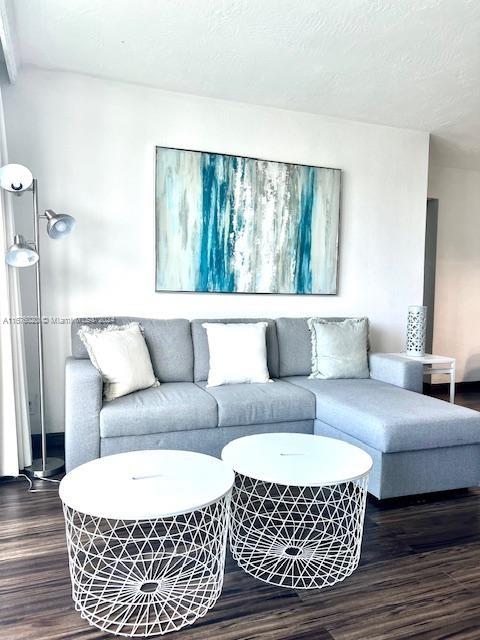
[65,317,480,499]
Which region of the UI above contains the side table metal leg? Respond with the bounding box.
[450,365,456,403]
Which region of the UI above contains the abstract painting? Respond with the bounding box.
[155,146,340,294]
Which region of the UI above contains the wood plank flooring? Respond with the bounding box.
[1,387,479,639]
[2,481,479,639]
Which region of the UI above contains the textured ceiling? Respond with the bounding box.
[11,0,480,169]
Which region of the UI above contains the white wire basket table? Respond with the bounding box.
[59,450,234,637]
[222,433,372,590]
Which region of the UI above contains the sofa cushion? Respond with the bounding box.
[202,322,271,386]
[100,382,217,438]
[197,379,315,427]
[284,376,480,453]
[192,318,279,381]
[276,317,350,377]
[78,322,159,401]
[72,317,194,382]
[308,317,369,379]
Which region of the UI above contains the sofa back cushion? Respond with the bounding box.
[71,317,194,382]
[191,318,279,381]
[276,317,352,377]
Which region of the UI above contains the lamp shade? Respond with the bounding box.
[45,209,76,239]
[0,164,33,192]
[6,235,39,267]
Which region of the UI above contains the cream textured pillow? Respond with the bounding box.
[202,322,271,387]
[78,322,160,401]
[308,317,370,379]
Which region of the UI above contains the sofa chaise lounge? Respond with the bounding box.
[65,317,480,499]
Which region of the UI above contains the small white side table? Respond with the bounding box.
[59,450,234,637]
[389,353,456,403]
[222,433,372,590]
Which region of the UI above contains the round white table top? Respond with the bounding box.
[221,434,372,486]
[59,450,234,520]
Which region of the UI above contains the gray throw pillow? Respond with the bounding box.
[308,317,370,379]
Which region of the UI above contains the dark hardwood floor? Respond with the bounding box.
[1,387,480,639]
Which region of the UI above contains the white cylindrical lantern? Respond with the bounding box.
[406,305,427,357]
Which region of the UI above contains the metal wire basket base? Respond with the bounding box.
[229,473,369,590]
[63,495,230,637]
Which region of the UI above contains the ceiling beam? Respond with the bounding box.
[0,0,17,83]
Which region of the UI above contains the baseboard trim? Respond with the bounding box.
[424,380,480,394]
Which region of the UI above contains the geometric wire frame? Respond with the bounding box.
[62,492,231,637]
[229,472,369,590]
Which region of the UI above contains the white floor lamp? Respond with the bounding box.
[0,163,75,478]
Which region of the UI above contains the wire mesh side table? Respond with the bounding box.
[60,450,234,637]
[222,433,372,590]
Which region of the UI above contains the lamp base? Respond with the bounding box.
[24,457,64,479]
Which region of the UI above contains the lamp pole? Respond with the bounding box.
[25,179,64,478]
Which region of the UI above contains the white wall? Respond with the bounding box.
[428,163,480,382]
[3,67,430,432]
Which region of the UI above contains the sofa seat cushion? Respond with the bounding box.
[197,379,315,428]
[284,377,480,453]
[100,383,218,438]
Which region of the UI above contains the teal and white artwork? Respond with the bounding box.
[155,146,340,294]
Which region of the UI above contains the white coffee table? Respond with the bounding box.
[59,450,234,637]
[222,433,372,590]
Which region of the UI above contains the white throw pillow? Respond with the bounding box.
[308,317,370,379]
[202,322,271,387]
[78,322,160,401]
